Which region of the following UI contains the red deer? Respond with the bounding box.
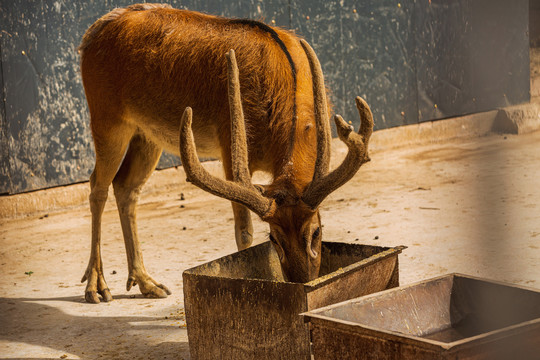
[79,3,373,303]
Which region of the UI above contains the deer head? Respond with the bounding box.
[179,40,373,283]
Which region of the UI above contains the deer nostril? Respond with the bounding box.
[312,227,320,240]
[269,234,285,261]
[307,226,321,259]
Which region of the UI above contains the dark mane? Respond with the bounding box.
[228,18,298,148]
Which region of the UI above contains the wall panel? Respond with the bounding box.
[0,0,531,194]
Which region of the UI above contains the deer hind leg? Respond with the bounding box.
[82,122,134,304]
[112,132,171,298]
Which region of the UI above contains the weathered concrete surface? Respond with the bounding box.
[0,129,539,359]
[493,102,540,134]
[369,110,499,152]
[0,162,223,220]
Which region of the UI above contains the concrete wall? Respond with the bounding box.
[530,0,540,46]
[0,0,531,194]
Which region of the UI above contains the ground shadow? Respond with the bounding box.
[0,296,190,359]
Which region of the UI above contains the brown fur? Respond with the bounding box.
[80,4,371,302]
[80,5,318,179]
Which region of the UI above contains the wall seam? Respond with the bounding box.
[0,37,13,194]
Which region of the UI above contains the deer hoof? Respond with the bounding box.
[160,283,172,295]
[132,274,172,298]
[142,285,170,299]
[84,287,113,303]
[99,288,113,302]
[82,267,113,303]
[85,291,101,304]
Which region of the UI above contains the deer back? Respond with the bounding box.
[80,5,319,182]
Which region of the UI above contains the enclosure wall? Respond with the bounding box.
[0,0,531,194]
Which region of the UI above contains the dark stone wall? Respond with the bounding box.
[0,0,531,194]
[531,0,540,47]
[0,0,99,194]
[416,0,530,122]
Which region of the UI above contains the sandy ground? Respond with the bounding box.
[1,130,540,359]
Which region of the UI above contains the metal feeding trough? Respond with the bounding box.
[303,273,540,360]
[183,241,405,360]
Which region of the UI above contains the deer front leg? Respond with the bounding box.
[112,134,171,298]
[231,202,253,250]
[221,147,254,250]
[82,175,113,304]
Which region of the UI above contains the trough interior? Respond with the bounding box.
[185,241,390,283]
[318,274,540,343]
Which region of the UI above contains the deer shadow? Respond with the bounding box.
[0,296,190,359]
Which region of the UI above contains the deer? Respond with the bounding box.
[79,3,373,303]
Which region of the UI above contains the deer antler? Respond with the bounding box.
[179,50,276,219]
[300,40,332,184]
[299,39,374,210]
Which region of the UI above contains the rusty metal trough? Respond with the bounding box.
[183,241,405,360]
[303,273,540,360]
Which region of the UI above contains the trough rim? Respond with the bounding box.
[182,241,406,290]
[302,273,540,352]
[304,245,406,291]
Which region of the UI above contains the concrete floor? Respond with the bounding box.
[1,129,539,359]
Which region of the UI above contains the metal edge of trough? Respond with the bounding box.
[306,307,540,356]
[302,273,540,354]
[301,273,459,353]
[304,245,407,291]
[182,242,407,287]
[306,314,452,353]
[182,241,407,359]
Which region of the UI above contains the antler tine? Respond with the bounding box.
[227,49,251,186]
[178,52,276,219]
[302,96,374,209]
[299,39,331,182]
